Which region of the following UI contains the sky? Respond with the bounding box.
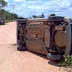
[4,0,72,18]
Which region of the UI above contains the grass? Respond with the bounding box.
[5,19,16,23]
[58,55,72,66]
[58,54,72,72]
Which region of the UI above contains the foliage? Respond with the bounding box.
[29,17,32,19]
[32,15,37,18]
[41,13,45,18]
[38,13,45,18]
[50,14,56,16]
[32,13,45,19]
[5,20,15,23]
[0,9,18,20]
[58,54,72,66]
[0,0,7,9]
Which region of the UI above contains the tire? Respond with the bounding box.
[17,19,27,51]
[17,45,27,51]
[47,53,62,60]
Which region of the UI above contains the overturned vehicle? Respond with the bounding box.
[17,16,72,60]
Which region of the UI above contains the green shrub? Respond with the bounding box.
[58,54,72,66]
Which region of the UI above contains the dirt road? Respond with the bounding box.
[0,22,67,72]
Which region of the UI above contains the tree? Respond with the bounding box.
[32,14,45,18]
[41,13,45,18]
[29,17,32,19]
[0,9,18,20]
[38,14,45,18]
[14,14,18,19]
[11,13,18,19]
[49,14,56,16]
[32,15,37,19]
[0,0,7,9]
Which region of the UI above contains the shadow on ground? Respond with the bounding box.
[12,43,17,46]
[28,51,47,60]
[11,44,59,67]
[28,51,59,67]
[48,60,59,67]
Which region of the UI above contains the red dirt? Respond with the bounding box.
[0,22,69,72]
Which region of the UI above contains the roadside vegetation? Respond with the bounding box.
[5,20,15,23]
[0,0,7,9]
[0,0,18,23]
[58,55,72,66]
[0,9,18,23]
[58,55,72,72]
